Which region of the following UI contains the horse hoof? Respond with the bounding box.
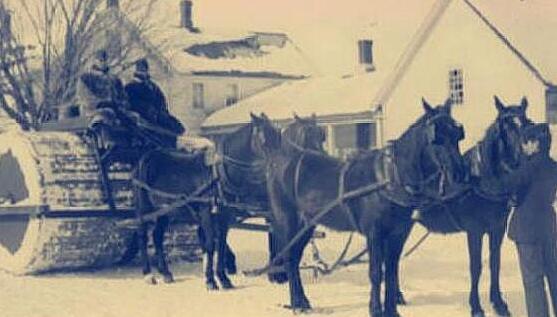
[384,312,402,317]
[471,310,486,317]
[144,274,157,285]
[206,280,219,291]
[292,307,312,315]
[492,302,511,317]
[163,274,175,284]
[396,292,407,305]
[220,279,234,290]
[268,272,289,284]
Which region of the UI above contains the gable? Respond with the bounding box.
[383,0,547,149]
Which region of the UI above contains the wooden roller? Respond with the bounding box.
[0,131,200,274]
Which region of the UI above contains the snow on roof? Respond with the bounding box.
[202,71,391,128]
[146,25,313,77]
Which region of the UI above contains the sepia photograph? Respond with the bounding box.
[0,0,556,316]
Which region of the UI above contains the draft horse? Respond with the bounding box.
[130,114,282,289]
[416,96,534,317]
[253,98,468,317]
[213,113,327,283]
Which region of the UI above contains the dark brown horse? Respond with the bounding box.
[131,114,282,289]
[254,98,468,317]
[212,113,327,284]
[415,96,535,317]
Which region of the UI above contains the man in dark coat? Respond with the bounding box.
[77,50,129,150]
[507,124,557,317]
[124,58,185,147]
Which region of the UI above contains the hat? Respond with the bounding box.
[95,49,108,62]
[135,58,149,73]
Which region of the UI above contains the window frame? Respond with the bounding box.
[224,83,240,107]
[192,82,205,109]
[449,68,464,105]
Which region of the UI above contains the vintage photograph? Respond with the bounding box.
[0,0,556,316]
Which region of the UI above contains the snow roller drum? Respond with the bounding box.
[0,131,201,274]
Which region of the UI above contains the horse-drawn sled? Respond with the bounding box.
[0,109,331,278]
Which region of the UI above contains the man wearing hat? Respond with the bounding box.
[506,124,557,317]
[77,50,127,113]
[77,50,128,151]
[124,58,185,147]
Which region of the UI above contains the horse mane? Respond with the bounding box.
[391,112,432,186]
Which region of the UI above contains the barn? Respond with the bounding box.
[201,0,557,157]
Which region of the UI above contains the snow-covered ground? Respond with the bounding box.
[0,225,529,317]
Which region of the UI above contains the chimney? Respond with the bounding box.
[180,0,196,31]
[107,0,119,9]
[358,39,375,72]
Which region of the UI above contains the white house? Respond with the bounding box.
[201,0,557,158]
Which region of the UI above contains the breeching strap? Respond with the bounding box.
[243,181,388,277]
[118,177,217,227]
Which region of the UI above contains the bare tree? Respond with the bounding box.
[0,0,158,130]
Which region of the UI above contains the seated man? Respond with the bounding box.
[77,50,131,151]
[124,58,185,148]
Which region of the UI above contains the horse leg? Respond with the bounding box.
[368,229,384,317]
[395,224,413,306]
[215,213,234,289]
[268,228,288,284]
[489,227,511,317]
[224,242,237,275]
[153,216,173,283]
[286,225,314,313]
[468,231,485,317]
[200,210,218,290]
[138,222,156,285]
[201,212,237,275]
[384,233,406,317]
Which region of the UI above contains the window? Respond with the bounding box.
[358,40,373,65]
[332,122,377,159]
[225,83,239,106]
[449,69,464,104]
[546,86,557,124]
[192,83,205,109]
[66,105,80,118]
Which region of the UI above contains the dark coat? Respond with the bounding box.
[77,66,127,112]
[124,74,185,135]
[508,155,557,243]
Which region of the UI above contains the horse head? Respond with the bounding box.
[282,113,326,154]
[250,112,281,158]
[396,97,467,199]
[489,96,534,173]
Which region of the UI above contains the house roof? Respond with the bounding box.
[202,72,391,129]
[203,0,557,130]
[145,17,314,78]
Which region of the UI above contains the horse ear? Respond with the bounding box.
[311,113,317,121]
[443,97,453,114]
[520,96,529,111]
[422,97,433,113]
[494,96,505,112]
[293,112,300,121]
[260,112,269,120]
